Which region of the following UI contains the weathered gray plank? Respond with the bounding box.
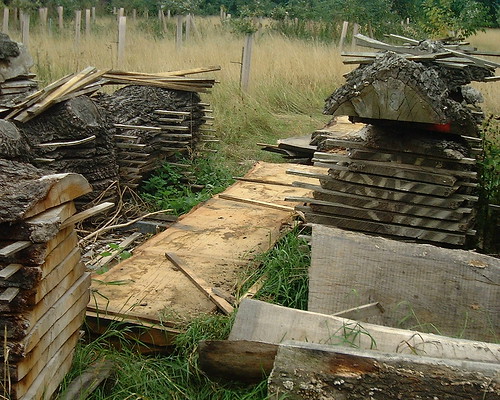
[308,225,499,341]
[229,299,500,363]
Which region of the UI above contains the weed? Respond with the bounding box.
[141,155,234,216]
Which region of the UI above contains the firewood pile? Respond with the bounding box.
[287,34,499,247]
[0,160,93,399]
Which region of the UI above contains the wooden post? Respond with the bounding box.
[158,8,162,21]
[57,6,63,31]
[351,23,359,47]
[167,9,171,19]
[220,6,224,21]
[21,12,29,48]
[117,16,126,67]
[339,20,349,48]
[85,9,90,37]
[2,8,9,34]
[185,14,191,42]
[39,8,47,27]
[75,10,81,46]
[118,7,124,19]
[112,7,116,15]
[132,9,137,22]
[240,33,254,92]
[91,7,96,23]
[176,14,183,50]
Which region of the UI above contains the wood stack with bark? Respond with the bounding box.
[285,34,497,247]
[96,85,214,189]
[0,160,92,399]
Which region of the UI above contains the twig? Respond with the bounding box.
[79,209,172,244]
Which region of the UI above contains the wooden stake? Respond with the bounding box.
[339,20,349,48]
[351,23,359,47]
[91,7,96,23]
[85,9,90,36]
[75,10,81,46]
[117,16,126,67]
[21,12,29,48]
[39,8,47,27]
[2,7,8,34]
[176,14,183,50]
[185,14,191,41]
[57,6,63,31]
[165,252,234,315]
[240,33,254,92]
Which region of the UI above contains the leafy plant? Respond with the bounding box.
[141,156,234,216]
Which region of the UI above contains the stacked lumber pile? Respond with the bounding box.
[0,160,92,399]
[0,33,37,113]
[96,84,215,189]
[288,122,478,246]
[285,34,497,247]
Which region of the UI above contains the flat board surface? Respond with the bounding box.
[88,162,314,329]
[229,299,500,363]
[308,225,500,342]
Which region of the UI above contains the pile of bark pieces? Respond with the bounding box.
[197,225,500,399]
[287,34,499,247]
[0,160,97,399]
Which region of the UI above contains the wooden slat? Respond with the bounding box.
[0,241,31,257]
[218,194,295,212]
[60,202,114,229]
[165,252,234,315]
[0,264,22,279]
[0,287,19,302]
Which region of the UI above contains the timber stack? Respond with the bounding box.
[0,160,92,399]
[288,34,498,247]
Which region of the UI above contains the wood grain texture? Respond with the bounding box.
[308,225,499,342]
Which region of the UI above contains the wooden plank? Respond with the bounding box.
[218,194,294,212]
[4,273,90,356]
[308,225,500,341]
[23,173,92,218]
[289,197,470,232]
[114,123,162,131]
[333,302,385,321]
[165,253,234,315]
[0,202,76,243]
[0,287,19,302]
[314,151,477,180]
[3,307,85,382]
[293,179,467,209]
[58,359,114,400]
[0,241,31,257]
[0,264,22,279]
[37,135,96,148]
[268,342,500,400]
[198,340,277,384]
[60,202,114,229]
[300,206,466,245]
[13,330,80,400]
[229,299,500,363]
[291,181,470,221]
[92,232,142,270]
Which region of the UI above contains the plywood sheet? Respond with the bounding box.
[308,225,500,342]
[88,162,314,331]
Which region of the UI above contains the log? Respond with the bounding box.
[197,340,277,384]
[268,342,500,400]
[229,299,500,363]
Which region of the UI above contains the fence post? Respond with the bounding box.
[2,8,9,34]
[132,9,137,22]
[39,8,47,28]
[21,12,29,48]
[57,6,63,31]
[185,14,191,42]
[176,14,183,50]
[85,9,90,36]
[75,10,81,46]
[339,20,349,48]
[240,33,254,92]
[117,16,126,67]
